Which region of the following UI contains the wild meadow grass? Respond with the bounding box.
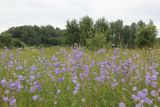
[0,47,160,107]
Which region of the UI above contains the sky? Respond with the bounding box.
[0,0,160,36]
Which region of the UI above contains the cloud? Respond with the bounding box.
[0,0,160,36]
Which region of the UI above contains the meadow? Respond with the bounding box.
[0,46,160,107]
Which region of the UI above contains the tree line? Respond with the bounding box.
[0,16,159,49]
[0,25,65,48]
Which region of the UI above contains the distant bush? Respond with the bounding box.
[86,32,106,50]
[12,39,25,48]
[0,33,13,48]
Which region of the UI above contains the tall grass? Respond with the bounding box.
[0,47,160,107]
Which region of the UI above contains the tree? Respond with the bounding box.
[94,17,108,33]
[137,20,146,29]
[0,33,13,48]
[109,20,123,47]
[79,16,94,46]
[128,23,137,48]
[86,32,106,50]
[94,18,109,42]
[4,25,65,47]
[65,19,80,45]
[121,25,130,46]
[135,21,157,48]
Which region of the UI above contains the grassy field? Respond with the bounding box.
[0,47,160,107]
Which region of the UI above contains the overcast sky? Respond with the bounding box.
[0,0,160,36]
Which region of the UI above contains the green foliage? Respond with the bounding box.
[135,21,157,48]
[48,37,63,45]
[94,18,110,43]
[65,19,80,45]
[154,38,160,48]
[0,33,13,48]
[109,20,123,47]
[12,38,25,48]
[79,16,94,46]
[86,32,106,50]
[0,16,159,49]
[0,25,65,48]
[127,23,137,48]
[94,17,109,33]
